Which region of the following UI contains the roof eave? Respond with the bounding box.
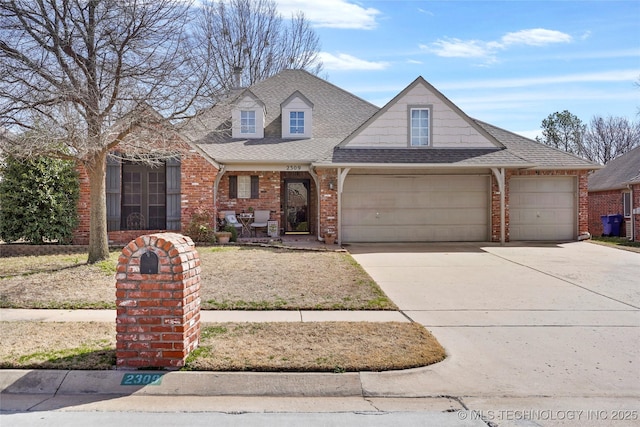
[313,162,536,169]
[527,165,603,171]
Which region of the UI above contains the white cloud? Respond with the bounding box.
[319,52,389,71]
[423,39,494,59]
[438,69,640,90]
[500,28,572,46]
[423,28,573,62]
[276,0,381,29]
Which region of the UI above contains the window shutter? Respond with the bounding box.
[229,176,237,199]
[251,175,259,199]
[166,158,181,230]
[106,155,121,231]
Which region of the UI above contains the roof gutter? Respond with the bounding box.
[313,162,536,169]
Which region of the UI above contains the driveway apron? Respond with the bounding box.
[348,242,640,400]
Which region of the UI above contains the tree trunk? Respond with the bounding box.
[87,150,110,263]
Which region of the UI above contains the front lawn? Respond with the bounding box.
[0,246,397,310]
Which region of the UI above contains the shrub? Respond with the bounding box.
[223,224,238,242]
[0,155,79,244]
[185,207,216,243]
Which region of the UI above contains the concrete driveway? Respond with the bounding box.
[349,242,640,425]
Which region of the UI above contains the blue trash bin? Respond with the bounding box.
[601,215,612,236]
[608,214,623,237]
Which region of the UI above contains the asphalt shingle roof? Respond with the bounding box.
[182,69,379,163]
[327,147,531,167]
[588,146,640,191]
[180,70,600,170]
[474,120,598,169]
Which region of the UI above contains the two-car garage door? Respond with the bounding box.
[342,175,489,242]
[341,174,577,242]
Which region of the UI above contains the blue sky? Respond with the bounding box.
[276,0,640,139]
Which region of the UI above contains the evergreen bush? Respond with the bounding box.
[0,156,79,244]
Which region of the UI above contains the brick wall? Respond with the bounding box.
[217,171,281,230]
[73,148,219,245]
[589,183,640,241]
[180,151,218,233]
[490,173,506,242]
[588,189,623,237]
[317,169,338,240]
[115,233,200,369]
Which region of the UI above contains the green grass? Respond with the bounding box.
[3,340,116,370]
[592,236,640,249]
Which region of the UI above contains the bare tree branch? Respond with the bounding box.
[584,115,640,164]
[0,0,214,262]
[196,0,322,92]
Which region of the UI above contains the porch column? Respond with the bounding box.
[491,168,506,245]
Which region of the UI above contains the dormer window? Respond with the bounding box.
[289,111,305,134]
[409,106,431,147]
[241,110,256,134]
[232,91,265,138]
[281,91,313,139]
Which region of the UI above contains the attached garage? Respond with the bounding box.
[509,176,577,241]
[341,174,490,242]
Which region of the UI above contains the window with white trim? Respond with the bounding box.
[410,108,430,146]
[240,110,256,134]
[289,111,305,134]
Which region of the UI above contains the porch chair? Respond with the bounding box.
[126,212,145,230]
[250,210,270,237]
[222,211,243,235]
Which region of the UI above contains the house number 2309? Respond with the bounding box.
[286,165,302,171]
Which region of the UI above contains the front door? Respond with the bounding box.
[285,180,310,233]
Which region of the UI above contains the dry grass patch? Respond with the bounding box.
[199,246,395,310]
[0,246,396,310]
[0,252,118,309]
[0,321,445,372]
[187,322,445,372]
[0,322,116,370]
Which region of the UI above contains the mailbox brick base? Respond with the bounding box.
[116,233,201,369]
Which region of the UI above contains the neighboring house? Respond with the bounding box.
[588,146,640,241]
[72,69,599,245]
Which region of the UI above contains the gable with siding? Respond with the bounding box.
[342,77,500,149]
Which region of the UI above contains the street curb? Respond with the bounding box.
[0,370,364,397]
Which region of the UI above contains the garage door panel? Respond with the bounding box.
[342,175,489,242]
[509,177,576,241]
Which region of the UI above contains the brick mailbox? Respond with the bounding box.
[116,233,201,369]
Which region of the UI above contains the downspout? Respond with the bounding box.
[213,165,226,231]
[309,167,321,241]
[491,168,506,245]
[337,167,351,245]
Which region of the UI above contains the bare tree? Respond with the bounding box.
[0,0,211,262]
[196,0,322,91]
[583,116,640,164]
[536,110,587,157]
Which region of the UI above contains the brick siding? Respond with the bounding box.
[589,183,640,240]
[73,148,218,245]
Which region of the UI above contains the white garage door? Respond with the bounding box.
[509,176,576,241]
[342,175,489,242]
